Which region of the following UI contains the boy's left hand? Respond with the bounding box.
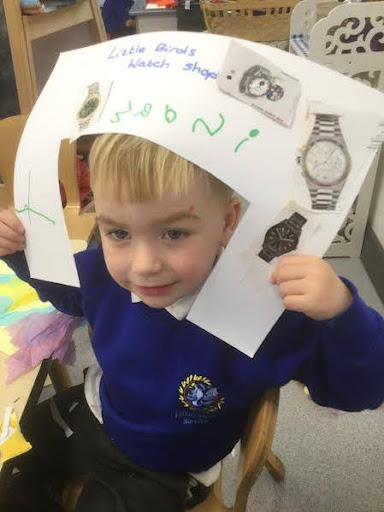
[269,254,353,321]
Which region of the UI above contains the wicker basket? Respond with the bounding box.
[200,0,301,43]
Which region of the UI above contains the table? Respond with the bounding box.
[129,0,178,33]
[0,353,72,487]
[0,238,86,487]
[0,353,48,487]
[0,352,42,422]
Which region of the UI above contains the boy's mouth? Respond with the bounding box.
[134,283,176,297]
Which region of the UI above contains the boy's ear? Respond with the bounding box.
[220,197,242,247]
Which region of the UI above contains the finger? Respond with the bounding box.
[278,253,318,265]
[0,235,25,255]
[269,269,277,284]
[273,264,309,284]
[278,280,307,299]
[0,220,26,244]
[282,294,310,313]
[270,254,319,283]
[0,209,25,235]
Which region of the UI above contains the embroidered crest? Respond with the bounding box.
[178,374,224,413]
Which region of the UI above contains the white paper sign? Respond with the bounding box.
[14,31,384,356]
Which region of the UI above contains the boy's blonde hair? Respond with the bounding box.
[89,133,233,205]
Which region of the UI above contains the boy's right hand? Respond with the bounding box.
[0,208,26,256]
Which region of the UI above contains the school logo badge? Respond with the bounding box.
[179,374,225,413]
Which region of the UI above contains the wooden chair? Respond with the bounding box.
[200,0,301,47]
[0,114,96,246]
[63,388,285,512]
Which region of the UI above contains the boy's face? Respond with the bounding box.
[95,177,241,309]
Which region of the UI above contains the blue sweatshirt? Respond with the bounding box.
[3,247,384,473]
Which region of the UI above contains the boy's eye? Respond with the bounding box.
[109,229,130,241]
[164,229,187,240]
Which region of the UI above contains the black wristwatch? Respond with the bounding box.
[258,212,307,263]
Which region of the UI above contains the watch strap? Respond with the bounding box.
[313,113,342,138]
[88,82,100,96]
[310,188,341,210]
[287,212,307,230]
[258,246,276,263]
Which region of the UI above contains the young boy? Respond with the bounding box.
[0,133,384,512]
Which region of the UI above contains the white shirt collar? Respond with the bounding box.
[131,289,199,320]
[131,247,224,321]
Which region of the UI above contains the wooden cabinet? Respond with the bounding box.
[3,0,106,113]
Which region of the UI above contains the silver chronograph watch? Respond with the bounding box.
[299,113,351,211]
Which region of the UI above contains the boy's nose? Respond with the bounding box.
[131,243,162,277]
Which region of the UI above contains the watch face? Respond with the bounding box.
[78,96,100,120]
[247,75,271,97]
[264,223,298,256]
[303,138,349,186]
[266,83,284,101]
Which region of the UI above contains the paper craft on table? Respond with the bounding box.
[0,260,53,356]
[14,31,384,357]
[0,260,80,383]
[0,407,32,470]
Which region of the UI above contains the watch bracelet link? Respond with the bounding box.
[258,247,275,263]
[89,83,100,96]
[310,188,340,210]
[287,212,307,230]
[79,117,91,130]
[79,83,100,130]
[312,113,342,138]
